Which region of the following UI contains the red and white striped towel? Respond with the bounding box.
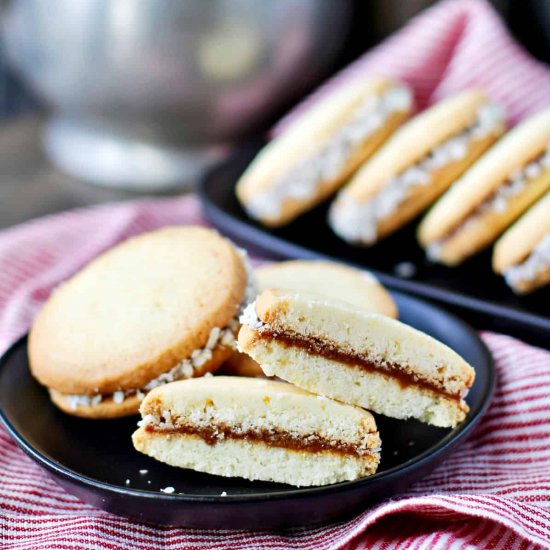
[275,0,550,133]
[1,196,549,549]
[1,0,550,548]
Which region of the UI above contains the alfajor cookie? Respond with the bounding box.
[29,226,255,418]
[329,90,505,245]
[238,289,475,428]
[132,376,380,487]
[221,260,397,377]
[493,191,550,294]
[418,109,550,266]
[236,77,413,227]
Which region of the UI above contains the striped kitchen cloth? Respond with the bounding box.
[0,195,549,549]
[1,0,550,547]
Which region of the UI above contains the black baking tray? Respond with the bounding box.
[199,140,549,348]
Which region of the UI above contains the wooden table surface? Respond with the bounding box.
[0,116,187,230]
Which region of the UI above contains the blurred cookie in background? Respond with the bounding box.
[330,90,505,245]
[493,190,550,294]
[419,109,550,266]
[237,77,412,227]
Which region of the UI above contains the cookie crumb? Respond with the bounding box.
[160,486,175,494]
[139,469,148,475]
[113,391,125,404]
[394,261,416,278]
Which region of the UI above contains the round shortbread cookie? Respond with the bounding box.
[29,226,249,417]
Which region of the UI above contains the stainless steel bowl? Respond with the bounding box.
[3,0,350,189]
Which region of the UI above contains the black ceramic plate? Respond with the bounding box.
[199,141,550,347]
[0,293,494,530]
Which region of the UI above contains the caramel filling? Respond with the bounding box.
[258,329,462,401]
[145,423,378,459]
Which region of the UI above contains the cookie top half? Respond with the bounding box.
[29,226,247,394]
[419,109,550,245]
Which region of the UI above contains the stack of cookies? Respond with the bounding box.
[29,231,476,487]
[132,258,475,486]
[236,79,550,294]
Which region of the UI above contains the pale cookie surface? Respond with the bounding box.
[238,289,475,428]
[418,109,550,265]
[236,77,412,226]
[329,90,505,245]
[493,191,550,293]
[132,377,380,487]
[29,226,249,417]
[219,351,265,378]
[256,260,397,318]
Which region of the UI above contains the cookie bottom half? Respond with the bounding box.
[245,337,468,428]
[132,428,379,487]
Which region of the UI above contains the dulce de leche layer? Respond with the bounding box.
[256,328,463,402]
[145,423,378,459]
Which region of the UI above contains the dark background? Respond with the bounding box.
[1,0,549,120]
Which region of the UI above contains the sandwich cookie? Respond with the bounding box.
[329,90,505,245]
[493,191,550,294]
[418,109,550,266]
[132,376,381,487]
[29,226,255,418]
[238,289,475,428]
[221,260,397,377]
[236,77,413,227]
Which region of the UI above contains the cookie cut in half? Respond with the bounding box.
[329,90,505,245]
[236,77,412,227]
[29,226,255,418]
[419,109,550,266]
[132,377,381,487]
[493,191,550,294]
[238,289,475,428]
[222,260,397,377]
